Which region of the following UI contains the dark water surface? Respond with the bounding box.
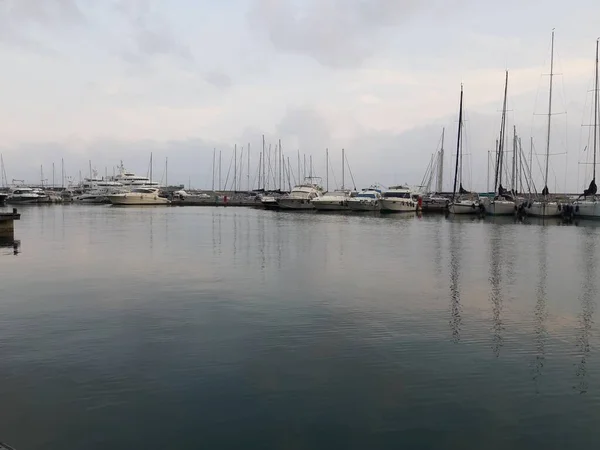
[1,205,600,449]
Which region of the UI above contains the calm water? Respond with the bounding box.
[1,205,599,449]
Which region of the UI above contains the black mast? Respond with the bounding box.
[452,84,464,201]
[495,70,509,196]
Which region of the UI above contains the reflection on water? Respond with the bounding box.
[448,221,462,343]
[575,227,598,393]
[488,228,504,357]
[533,227,549,389]
[0,236,20,255]
[1,206,600,449]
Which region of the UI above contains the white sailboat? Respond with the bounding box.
[574,38,600,219]
[448,84,482,215]
[527,31,561,218]
[486,70,517,216]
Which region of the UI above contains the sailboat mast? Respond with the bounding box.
[150,153,153,183]
[593,38,598,181]
[512,125,517,192]
[342,148,345,190]
[234,144,237,192]
[326,148,329,191]
[495,70,509,193]
[248,143,250,191]
[544,30,555,196]
[452,85,464,201]
[437,128,444,193]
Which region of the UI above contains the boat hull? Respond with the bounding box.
[486,200,515,216]
[380,199,416,213]
[526,201,561,217]
[574,199,600,219]
[108,194,169,205]
[312,200,348,211]
[347,200,380,211]
[448,201,480,215]
[277,198,314,210]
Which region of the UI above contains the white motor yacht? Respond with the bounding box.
[278,184,323,210]
[380,186,417,213]
[112,162,160,188]
[108,187,169,205]
[347,188,381,211]
[312,190,352,211]
[7,187,41,204]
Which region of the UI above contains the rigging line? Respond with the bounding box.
[346,155,357,191]
[223,147,235,190]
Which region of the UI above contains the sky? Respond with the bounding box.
[1,0,600,192]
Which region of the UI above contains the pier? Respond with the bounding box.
[0,208,20,236]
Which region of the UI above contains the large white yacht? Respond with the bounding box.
[347,188,382,211]
[312,190,353,211]
[380,186,417,213]
[108,187,169,205]
[112,162,160,188]
[278,183,323,210]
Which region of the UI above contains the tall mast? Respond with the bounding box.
[297,150,300,185]
[52,162,55,188]
[437,128,444,193]
[495,70,509,193]
[234,144,237,192]
[212,149,215,191]
[512,125,517,192]
[219,150,222,191]
[61,158,64,188]
[262,135,266,190]
[166,157,168,187]
[341,148,345,190]
[326,148,329,191]
[593,38,599,181]
[544,30,555,197]
[150,153,153,183]
[452,84,464,201]
[247,143,251,191]
[278,139,282,191]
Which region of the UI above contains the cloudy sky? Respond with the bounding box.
[1,0,600,192]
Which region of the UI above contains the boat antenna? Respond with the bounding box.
[452,84,464,202]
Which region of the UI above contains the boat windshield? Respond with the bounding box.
[357,193,376,199]
[383,192,411,198]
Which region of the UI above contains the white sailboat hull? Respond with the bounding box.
[448,200,480,215]
[380,199,416,213]
[574,199,600,219]
[526,201,561,217]
[486,200,515,216]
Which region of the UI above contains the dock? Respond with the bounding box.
[0,208,20,236]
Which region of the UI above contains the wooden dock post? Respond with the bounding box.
[0,208,21,236]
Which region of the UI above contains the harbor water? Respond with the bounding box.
[1,205,599,449]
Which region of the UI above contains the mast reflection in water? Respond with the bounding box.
[575,227,598,393]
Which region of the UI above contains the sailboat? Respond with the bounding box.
[448,85,482,214]
[486,70,517,216]
[574,39,600,219]
[527,30,561,217]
